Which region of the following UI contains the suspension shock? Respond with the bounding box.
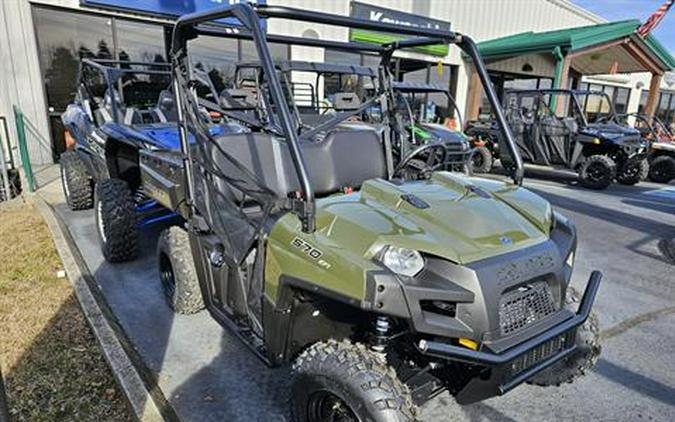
[371,316,392,353]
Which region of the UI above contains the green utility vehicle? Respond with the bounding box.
[146,4,603,421]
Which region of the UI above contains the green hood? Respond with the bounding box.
[265,173,552,302]
[312,173,551,265]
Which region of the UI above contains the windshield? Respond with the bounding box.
[575,92,614,123]
[79,60,172,125]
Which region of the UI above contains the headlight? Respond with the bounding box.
[379,246,425,277]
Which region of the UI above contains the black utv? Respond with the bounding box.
[145,4,602,421]
[469,89,649,189]
[616,113,675,183]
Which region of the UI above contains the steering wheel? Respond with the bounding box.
[394,142,448,179]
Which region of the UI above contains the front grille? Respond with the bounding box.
[510,331,573,375]
[499,281,557,336]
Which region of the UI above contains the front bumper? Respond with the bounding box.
[416,270,601,404]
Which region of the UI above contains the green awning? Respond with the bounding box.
[350,30,449,57]
[476,20,675,71]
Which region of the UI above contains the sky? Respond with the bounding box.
[572,0,675,54]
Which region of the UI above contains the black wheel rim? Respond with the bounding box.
[652,162,669,180]
[472,153,484,169]
[587,162,609,182]
[621,164,639,178]
[307,391,359,422]
[159,253,176,298]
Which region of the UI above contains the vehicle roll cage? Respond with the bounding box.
[617,112,674,139]
[392,81,464,128]
[234,60,379,114]
[171,3,523,233]
[78,59,171,125]
[504,88,617,127]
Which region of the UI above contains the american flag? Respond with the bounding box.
[637,0,673,38]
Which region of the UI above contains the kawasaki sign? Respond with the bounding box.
[350,2,451,57]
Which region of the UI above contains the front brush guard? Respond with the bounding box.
[416,270,602,404]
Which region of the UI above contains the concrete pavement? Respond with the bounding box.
[38,168,675,422]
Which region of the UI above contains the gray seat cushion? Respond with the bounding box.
[206,126,386,200]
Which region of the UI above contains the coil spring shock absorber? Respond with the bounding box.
[371,316,392,353]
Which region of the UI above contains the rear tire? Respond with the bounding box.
[648,156,675,183]
[470,146,493,173]
[291,340,417,422]
[528,287,601,387]
[616,159,648,185]
[578,155,615,190]
[60,150,93,210]
[158,226,204,314]
[94,179,138,262]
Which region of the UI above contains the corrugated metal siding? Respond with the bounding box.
[0,0,53,166]
[268,0,603,65]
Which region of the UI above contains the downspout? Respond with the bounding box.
[551,46,565,110]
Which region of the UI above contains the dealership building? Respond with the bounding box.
[1,0,674,170]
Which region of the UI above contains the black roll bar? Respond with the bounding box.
[171,3,526,230]
[461,37,523,184]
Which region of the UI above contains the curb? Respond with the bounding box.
[34,196,168,422]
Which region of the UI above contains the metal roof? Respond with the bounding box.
[476,20,675,70]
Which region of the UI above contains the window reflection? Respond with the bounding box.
[115,20,167,63]
[33,7,114,111]
[188,36,239,93]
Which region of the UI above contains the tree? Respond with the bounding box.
[96,40,113,60]
[44,47,79,110]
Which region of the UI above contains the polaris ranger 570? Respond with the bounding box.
[145,4,602,421]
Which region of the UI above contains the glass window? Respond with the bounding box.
[504,79,537,90]
[239,40,289,62]
[538,78,553,89]
[115,20,166,63]
[324,50,361,66]
[614,88,630,114]
[427,65,452,121]
[361,54,380,71]
[657,92,672,121]
[188,36,239,93]
[638,90,649,114]
[33,7,114,111]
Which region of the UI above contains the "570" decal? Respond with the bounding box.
[291,237,323,259]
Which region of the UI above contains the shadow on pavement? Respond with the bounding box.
[594,359,675,408]
[168,332,290,421]
[529,188,675,239]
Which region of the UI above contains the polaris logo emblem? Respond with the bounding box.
[499,235,514,245]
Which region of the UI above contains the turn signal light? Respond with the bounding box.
[459,338,479,350]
